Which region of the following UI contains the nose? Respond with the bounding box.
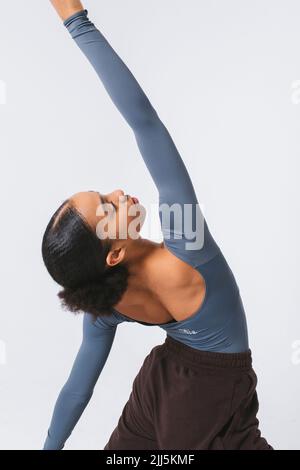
[114,189,125,197]
[110,189,128,204]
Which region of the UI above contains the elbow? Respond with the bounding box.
[60,386,93,405]
[129,95,159,130]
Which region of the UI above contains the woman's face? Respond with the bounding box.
[69,189,146,242]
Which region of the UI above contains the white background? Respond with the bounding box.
[0,0,299,450]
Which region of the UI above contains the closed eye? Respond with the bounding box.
[104,196,117,211]
[97,192,117,212]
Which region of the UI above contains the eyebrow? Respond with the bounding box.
[88,190,104,205]
[98,192,105,205]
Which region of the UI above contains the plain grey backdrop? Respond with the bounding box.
[0,0,299,450]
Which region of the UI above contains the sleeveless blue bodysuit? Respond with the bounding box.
[43,9,249,450]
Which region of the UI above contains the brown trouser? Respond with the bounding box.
[104,335,273,450]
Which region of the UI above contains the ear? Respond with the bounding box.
[106,246,126,267]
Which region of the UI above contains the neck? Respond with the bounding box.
[124,237,164,279]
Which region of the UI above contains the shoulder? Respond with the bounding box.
[146,244,204,292]
[83,311,125,337]
[160,243,201,280]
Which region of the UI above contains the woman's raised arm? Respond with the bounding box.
[55,5,220,267]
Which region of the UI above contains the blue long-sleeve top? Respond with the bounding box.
[43,8,249,450]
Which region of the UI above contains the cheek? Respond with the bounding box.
[127,205,146,233]
[114,208,130,236]
[116,205,146,237]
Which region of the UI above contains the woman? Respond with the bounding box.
[42,1,273,450]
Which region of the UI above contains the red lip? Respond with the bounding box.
[131,196,139,204]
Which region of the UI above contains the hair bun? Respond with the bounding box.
[58,264,129,317]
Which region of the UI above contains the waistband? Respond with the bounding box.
[164,335,252,369]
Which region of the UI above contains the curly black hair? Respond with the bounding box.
[41,200,129,320]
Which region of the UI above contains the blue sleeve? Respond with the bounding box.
[63,9,220,268]
[43,312,123,450]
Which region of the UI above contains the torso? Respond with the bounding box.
[114,244,206,325]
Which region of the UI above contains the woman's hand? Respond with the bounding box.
[50,0,85,21]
